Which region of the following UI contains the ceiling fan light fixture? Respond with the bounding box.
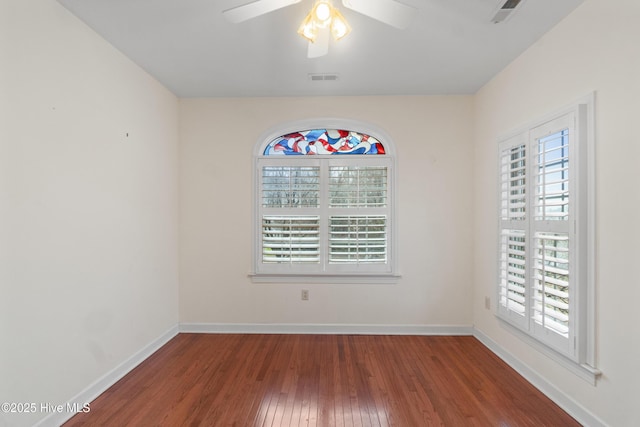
[298,0,351,44]
[297,12,318,42]
[313,1,332,26]
[330,8,351,40]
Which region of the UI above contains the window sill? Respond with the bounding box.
[496,317,601,385]
[249,273,401,284]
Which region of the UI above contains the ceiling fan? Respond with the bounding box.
[223,0,417,58]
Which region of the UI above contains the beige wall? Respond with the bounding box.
[0,1,179,426]
[179,96,475,327]
[473,0,640,425]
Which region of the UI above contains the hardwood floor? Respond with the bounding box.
[64,334,580,426]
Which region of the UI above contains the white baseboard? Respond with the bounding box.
[179,322,474,336]
[35,324,179,427]
[473,328,607,427]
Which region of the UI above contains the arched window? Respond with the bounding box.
[263,129,386,156]
[253,122,397,282]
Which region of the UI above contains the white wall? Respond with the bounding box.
[472,0,640,425]
[179,96,474,328]
[0,1,179,426]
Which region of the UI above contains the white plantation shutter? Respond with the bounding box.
[500,142,527,221]
[532,233,570,337]
[498,229,527,326]
[262,166,319,208]
[534,128,570,221]
[328,165,389,267]
[329,216,387,263]
[498,135,529,328]
[329,166,387,208]
[497,109,585,361]
[327,162,391,273]
[257,156,393,275]
[262,216,320,263]
[258,159,322,274]
[529,114,575,355]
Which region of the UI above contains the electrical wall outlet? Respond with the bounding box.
[301,289,309,301]
[485,296,491,310]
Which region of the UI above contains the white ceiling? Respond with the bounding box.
[57,0,584,97]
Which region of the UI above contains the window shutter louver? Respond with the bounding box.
[499,229,527,319]
[534,129,569,221]
[532,232,570,336]
[329,166,387,208]
[500,144,527,221]
[329,215,387,263]
[262,216,320,263]
[262,166,320,208]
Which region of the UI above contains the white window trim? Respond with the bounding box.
[495,93,599,383]
[251,118,399,284]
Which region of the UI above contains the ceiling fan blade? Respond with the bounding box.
[307,29,330,58]
[223,0,302,23]
[341,0,417,29]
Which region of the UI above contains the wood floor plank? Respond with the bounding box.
[64,334,580,426]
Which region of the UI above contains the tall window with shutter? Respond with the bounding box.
[496,99,595,369]
[255,127,395,280]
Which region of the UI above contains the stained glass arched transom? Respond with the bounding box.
[263,129,386,156]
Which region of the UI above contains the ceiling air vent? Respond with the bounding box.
[491,0,525,24]
[308,73,339,82]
